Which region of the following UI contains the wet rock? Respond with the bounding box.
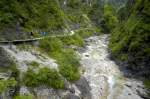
[136,89,150,99]
[85,54,90,57]
[64,94,80,99]
[125,82,132,88]
[77,47,86,53]
[75,76,91,99]
[34,87,60,99]
[123,79,149,99]
[70,45,78,50]
[69,87,75,94]
[0,90,13,99]
[20,86,30,95]
[64,80,70,90]
[128,93,131,95]
[9,88,16,96]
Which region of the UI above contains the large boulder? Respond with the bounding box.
[75,76,92,99]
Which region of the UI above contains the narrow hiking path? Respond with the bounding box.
[0,28,91,44]
[78,34,146,99]
[0,32,74,44]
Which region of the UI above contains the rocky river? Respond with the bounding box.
[77,34,147,99]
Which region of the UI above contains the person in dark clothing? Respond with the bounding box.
[30,32,34,36]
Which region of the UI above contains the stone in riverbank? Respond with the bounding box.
[75,76,92,99]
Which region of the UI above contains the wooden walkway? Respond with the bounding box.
[0,28,91,44]
[0,32,75,44]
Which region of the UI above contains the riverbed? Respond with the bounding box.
[78,34,145,99]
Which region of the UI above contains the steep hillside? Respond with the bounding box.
[0,0,66,40]
[0,0,103,41]
[109,0,150,78]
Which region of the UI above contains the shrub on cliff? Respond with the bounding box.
[56,49,80,81]
[39,37,63,53]
[39,37,81,82]
[0,78,17,93]
[60,33,84,47]
[14,94,33,99]
[24,67,64,89]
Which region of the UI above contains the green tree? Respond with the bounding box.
[103,4,118,32]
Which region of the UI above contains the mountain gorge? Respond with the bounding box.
[0,0,150,99]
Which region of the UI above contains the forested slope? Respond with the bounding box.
[109,0,150,78]
[0,0,103,40]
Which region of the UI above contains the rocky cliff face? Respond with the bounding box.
[0,45,92,99]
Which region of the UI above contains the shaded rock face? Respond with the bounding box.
[32,76,91,99]
[2,45,58,72]
[0,46,14,68]
[75,76,92,99]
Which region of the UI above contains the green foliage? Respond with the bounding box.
[59,64,80,81]
[29,61,39,68]
[0,0,66,39]
[37,68,64,89]
[10,63,20,81]
[76,28,95,38]
[109,0,150,68]
[144,80,150,89]
[60,33,84,47]
[23,69,38,87]
[14,94,33,99]
[67,0,81,9]
[120,54,128,61]
[56,49,80,81]
[0,78,17,93]
[39,37,81,81]
[39,37,63,53]
[129,41,140,52]
[24,67,64,89]
[144,79,150,96]
[88,1,103,28]
[0,0,102,40]
[103,4,118,32]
